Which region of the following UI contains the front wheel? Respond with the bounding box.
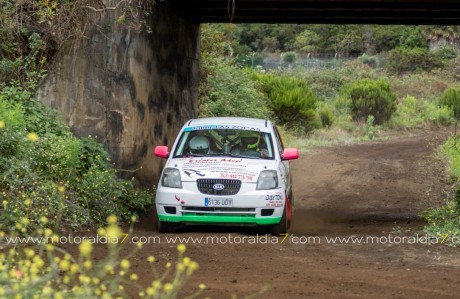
[269,198,290,235]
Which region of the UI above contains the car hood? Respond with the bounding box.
[167,157,278,183]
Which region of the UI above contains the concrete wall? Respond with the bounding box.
[38,4,200,187]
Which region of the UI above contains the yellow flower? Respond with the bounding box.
[83,260,92,269]
[177,244,186,253]
[165,262,171,268]
[147,256,155,263]
[199,283,206,290]
[120,259,130,270]
[105,224,122,240]
[27,132,39,142]
[107,215,117,224]
[182,257,191,266]
[59,260,70,271]
[0,120,5,129]
[152,280,161,289]
[130,273,138,281]
[104,265,114,274]
[177,263,185,272]
[163,283,173,293]
[58,186,65,193]
[146,287,155,296]
[70,264,79,274]
[79,240,93,258]
[97,227,106,236]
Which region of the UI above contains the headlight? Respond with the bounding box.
[161,168,182,188]
[256,170,278,190]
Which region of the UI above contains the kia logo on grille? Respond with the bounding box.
[213,183,225,191]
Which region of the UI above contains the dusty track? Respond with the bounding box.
[68,126,460,298]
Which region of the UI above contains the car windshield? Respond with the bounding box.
[173,129,275,159]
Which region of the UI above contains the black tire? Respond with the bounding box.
[287,190,294,229]
[158,221,177,233]
[269,204,288,236]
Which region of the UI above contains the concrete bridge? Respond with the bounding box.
[37,0,460,187]
[166,0,460,24]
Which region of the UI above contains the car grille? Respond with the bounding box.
[196,179,241,195]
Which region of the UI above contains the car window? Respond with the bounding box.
[173,129,275,159]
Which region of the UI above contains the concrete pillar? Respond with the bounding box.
[38,4,200,187]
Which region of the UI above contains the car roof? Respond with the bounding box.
[186,117,271,127]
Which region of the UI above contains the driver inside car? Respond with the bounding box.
[231,131,268,158]
[188,135,210,155]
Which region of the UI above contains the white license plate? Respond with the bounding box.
[204,197,233,207]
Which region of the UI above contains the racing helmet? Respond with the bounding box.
[189,136,210,154]
[240,131,260,150]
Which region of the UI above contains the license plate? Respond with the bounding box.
[204,197,233,207]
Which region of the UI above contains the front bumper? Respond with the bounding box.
[155,182,285,226]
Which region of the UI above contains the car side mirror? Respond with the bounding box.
[282,148,299,160]
[154,146,169,158]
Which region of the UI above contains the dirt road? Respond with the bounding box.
[73,127,460,298]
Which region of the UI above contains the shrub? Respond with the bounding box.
[281,51,297,65]
[363,115,379,140]
[0,87,153,231]
[359,54,379,68]
[388,95,454,129]
[433,46,459,61]
[421,136,460,246]
[298,60,379,101]
[386,47,444,74]
[199,59,273,120]
[0,217,205,297]
[439,87,460,118]
[318,103,334,128]
[252,72,318,133]
[340,79,397,124]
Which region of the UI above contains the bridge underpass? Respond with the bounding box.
[165,0,460,24]
[38,0,460,186]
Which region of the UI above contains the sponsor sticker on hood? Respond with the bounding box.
[170,157,276,182]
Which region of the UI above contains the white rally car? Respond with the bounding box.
[154,117,299,235]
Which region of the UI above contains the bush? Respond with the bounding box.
[318,103,334,128]
[281,51,297,65]
[439,87,460,118]
[199,59,273,119]
[340,79,397,125]
[421,136,460,247]
[386,47,444,74]
[0,218,205,297]
[359,54,379,68]
[433,46,459,61]
[298,60,379,101]
[0,87,153,231]
[252,72,318,133]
